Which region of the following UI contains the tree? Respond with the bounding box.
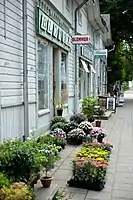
[100,0,133,44]
[100,0,133,85]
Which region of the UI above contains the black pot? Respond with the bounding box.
[67,179,105,191]
[96,120,101,127]
[89,180,105,191]
[57,109,63,116]
[67,139,82,145]
[97,136,104,143]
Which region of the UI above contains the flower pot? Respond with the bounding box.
[97,136,104,143]
[96,120,101,127]
[40,177,53,188]
[67,139,82,145]
[89,180,105,191]
[57,109,63,116]
[60,143,66,149]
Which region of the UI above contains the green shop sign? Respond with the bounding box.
[94,49,108,58]
[36,8,71,50]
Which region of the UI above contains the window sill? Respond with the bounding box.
[38,108,50,117]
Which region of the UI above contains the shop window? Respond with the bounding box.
[78,10,82,26]
[79,67,85,100]
[38,41,49,110]
[61,52,68,103]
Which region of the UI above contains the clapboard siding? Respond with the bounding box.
[0,0,36,105]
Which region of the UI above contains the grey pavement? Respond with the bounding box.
[36,88,133,200]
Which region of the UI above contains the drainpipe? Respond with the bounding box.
[23,0,29,138]
[74,0,95,113]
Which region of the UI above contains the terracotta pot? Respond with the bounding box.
[40,177,53,188]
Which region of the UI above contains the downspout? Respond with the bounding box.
[23,0,29,139]
[74,0,95,113]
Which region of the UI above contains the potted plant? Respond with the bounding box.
[40,145,60,188]
[56,102,63,116]
[82,97,98,122]
[67,128,86,145]
[91,127,107,143]
[94,106,105,127]
[50,128,67,149]
[50,116,67,129]
[70,113,87,124]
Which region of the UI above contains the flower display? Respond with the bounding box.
[67,128,86,145]
[68,139,113,190]
[76,146,110,161]
[78,121,93,135]
[91,127,107,139]
[50,128,66,139]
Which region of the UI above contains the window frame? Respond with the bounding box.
[37,39,50,112]
[65,0,71,11]
[78,10,82,26]
[60,50,68,104]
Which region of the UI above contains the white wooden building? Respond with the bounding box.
[0,0,112,142]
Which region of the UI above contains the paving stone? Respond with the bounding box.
[53,169,72,181]
[85,191,111,200]
[64,187,87,194]
[116,163,133,172]
[114,172,133,184]
[112,189,133,199]
[73,193,87,200]
[113,183,133,191]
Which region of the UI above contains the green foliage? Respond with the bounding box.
[107,42,133,85]
[100,1,133,84]
[0,173,10,188]
[51,122,67,131]
[0,182,34,200]
[69,113,87,124]
[50,116,67,129]
[82,97,98,120]
[0,138,60,183]
[100,0,133,44]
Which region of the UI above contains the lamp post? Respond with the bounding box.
[74,0,95,113]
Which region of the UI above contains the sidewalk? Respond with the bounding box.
[36,89,133,200]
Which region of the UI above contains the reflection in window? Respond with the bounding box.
[61,53,68,103]
[38,41,49,110]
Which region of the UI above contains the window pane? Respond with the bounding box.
[38,41,49,110]
[61,53,68,103]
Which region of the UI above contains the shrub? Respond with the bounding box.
[51,122,67,131]
[0,173,10,188]
[70,113,87,124]
[63,122,78,133]
[0,139,60,184]
[0,139,47,183]
[50,116,67,129]
[0,182,34,200]
[82,97,98,121]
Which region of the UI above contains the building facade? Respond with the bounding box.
[0,0,112,142]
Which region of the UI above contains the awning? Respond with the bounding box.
[90,64,96,74]
[81,59,89,73]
